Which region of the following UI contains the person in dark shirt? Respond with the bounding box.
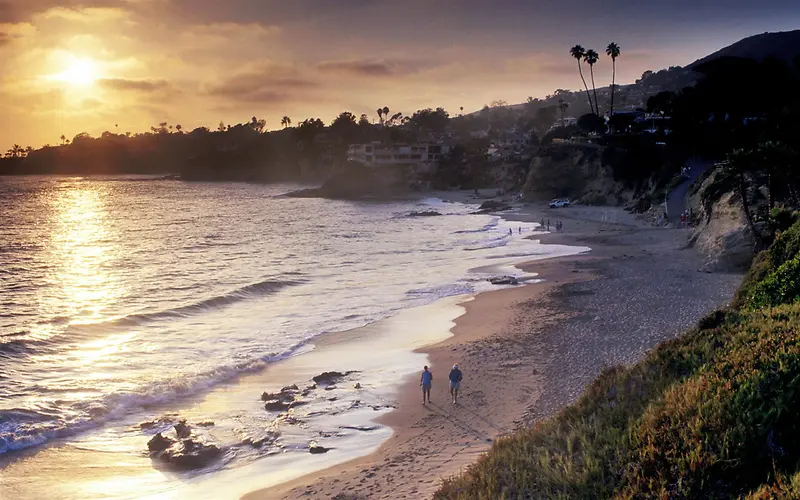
[420,365,433,404]
[448,364,463,404]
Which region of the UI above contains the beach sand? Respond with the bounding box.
[243,203,744,500]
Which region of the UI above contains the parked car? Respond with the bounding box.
[549,199,570,208]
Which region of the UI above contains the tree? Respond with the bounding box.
[218,121,227,132]
[175,124,183,134]
[408,108,450,135]
[281,116,292,129]
[382,106,389,122]
[330,111,359,144]
[249,116,266,133]
[646,91,676,115]
[376,108,384,125]
[558,99,569,126]
[358,114,371,127]
[584,49,600,116]
[60,134,66,145]
[460,106,464,116]
[606,42,621,116]
[570,45,595,114]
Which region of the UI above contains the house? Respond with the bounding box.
[347,142,450,171]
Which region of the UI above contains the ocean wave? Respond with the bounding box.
[454,217,500,234]
[0,342,312,455]
[69,278,303,331]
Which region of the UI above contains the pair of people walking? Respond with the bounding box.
[420,364,463,405]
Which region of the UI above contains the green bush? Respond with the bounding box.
[732,250,772,309]
[770,216,800,268]
[748,257,800,309]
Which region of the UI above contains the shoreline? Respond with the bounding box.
[245,202,744,500]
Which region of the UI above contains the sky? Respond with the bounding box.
[0,0,799,148]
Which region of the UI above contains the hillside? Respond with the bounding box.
[691,29,800,68]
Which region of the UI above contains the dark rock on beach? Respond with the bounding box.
[489,276,520,285]
[147,431,222,470]
[313,371,356,385]
[309,445,331,454]
[473,200,513,214]
[174,420,191,439]
[264,400,292,412]
[147,432,175,453]
[408,210,442,217]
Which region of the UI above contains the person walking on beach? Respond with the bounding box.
[420,366,433,404]
[546,219,551,231]
[449,364,463,404]
[509,228,512,236]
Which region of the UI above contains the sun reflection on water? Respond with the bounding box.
[48,184,122,324]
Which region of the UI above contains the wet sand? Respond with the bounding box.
[244,204,743,500]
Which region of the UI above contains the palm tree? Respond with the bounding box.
[558,99,569,126]
[606,43,621,117]
[60,134,66,145]
[460,106,464,116]
[281,116,292,128]
[584,49,600,115]
[376,108,383,125]
[570,45,594,114]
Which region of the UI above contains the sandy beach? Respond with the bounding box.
[244,203,743,500]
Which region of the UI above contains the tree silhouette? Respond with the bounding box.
[60,134,66,145]
[558,99,569,126]
[584,49,600,115]
[570,45,594,114]
[606,42,621,116]
[281,116,292,129]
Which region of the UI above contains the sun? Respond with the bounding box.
[53,56,98,87]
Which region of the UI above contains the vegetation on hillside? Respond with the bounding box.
[436,214,800,499]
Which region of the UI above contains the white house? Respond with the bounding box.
[347,142,450,170]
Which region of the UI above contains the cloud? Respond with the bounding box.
[317,59,433,78]
[99,77,170,92]
[205,63,318,104]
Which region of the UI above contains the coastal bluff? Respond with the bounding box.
[286,161,411,200]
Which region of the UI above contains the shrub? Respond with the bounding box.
[748,257,800,309]
[770,216,800,267]
[732,250,772,309]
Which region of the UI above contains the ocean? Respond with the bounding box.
[0,176,586,499]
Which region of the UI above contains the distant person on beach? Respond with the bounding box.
[546,219,551,231]
[509,228,512,236]
[449,364,463,404]
[420,366,433,404]
[540,218,545,229]
[518,227,521,234]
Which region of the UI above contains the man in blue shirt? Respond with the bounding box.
[420,365,433,404]
[449,363,463,404]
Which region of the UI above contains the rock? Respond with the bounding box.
[354,383,362,389]
[244,431,280,448]
[473,200,512,214]
[196,421,215,427]
[160,439,222,470]
[341,425,378,432]
[312,371,356,385]
[148,434,222,470]
[489,276,519,285]
[408,210,442,217]
[261,385,300,402]
[309,445,331,454]
[174,420,191,439]
[147,432,175,453]
[264,400,292,412]
[324,385,337,391]
[289,400,309,409]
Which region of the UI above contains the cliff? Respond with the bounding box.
[688,167,755,272]
[286,161,412,200]
[522,143,633,205]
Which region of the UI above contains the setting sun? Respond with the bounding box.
[53,56,98,87]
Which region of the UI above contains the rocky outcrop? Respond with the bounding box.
[146,422,222,470]
[312,371,356,385]
[688,168,755,272]
[287,162,409,200]
[522,144,633,205]
[473,200,512,214]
